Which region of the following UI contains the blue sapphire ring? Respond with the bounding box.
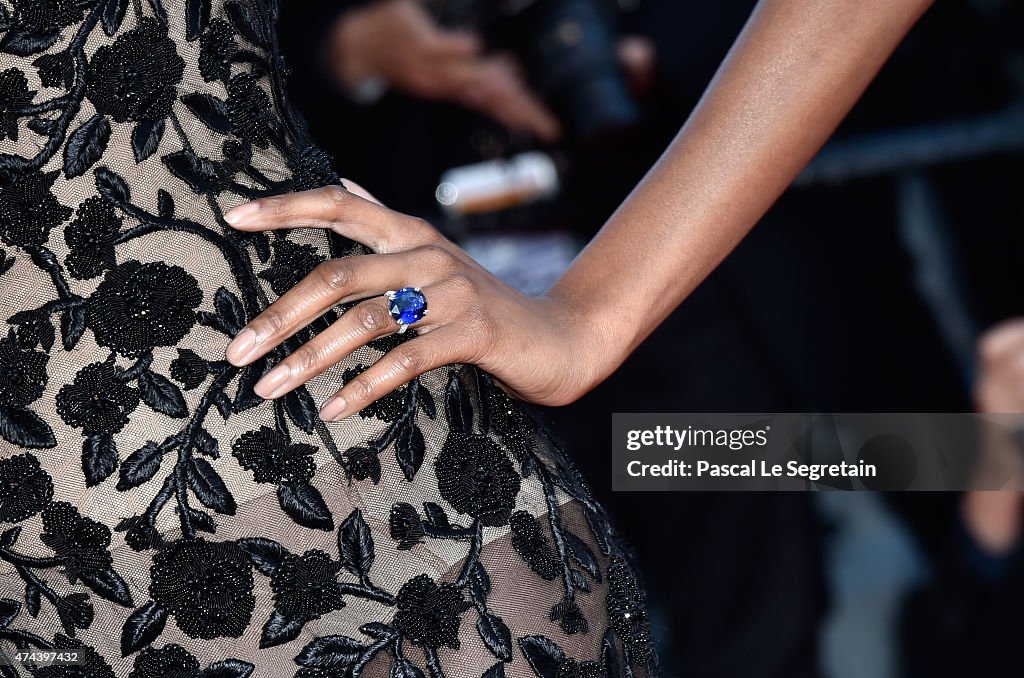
[384,287,429,334]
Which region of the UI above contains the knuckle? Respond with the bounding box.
[406,216,440,242]
[465,305,497,346]
[392,347,424,375]
[357,302,391,333]
[324,184,351,208]
[347,377,374,404]
[265,196,289,217]
[446,272,477,298]
[314,258,354,291]
[292,346,320,374]
[420,243,456,272]
[257,308,286,336]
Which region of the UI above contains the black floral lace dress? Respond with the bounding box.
[0,1,659,676]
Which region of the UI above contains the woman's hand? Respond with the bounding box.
[222,184,605,421]
[961,319,1024,553]
[330,0,560,141]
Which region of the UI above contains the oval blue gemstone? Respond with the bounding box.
[388,287,428,325]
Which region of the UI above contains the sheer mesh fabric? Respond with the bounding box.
[0,0,658,675]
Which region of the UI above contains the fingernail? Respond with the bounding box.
[224,202,259,225]
[320,396,348,421]
[254,364,292,399]
[226,328,257,364]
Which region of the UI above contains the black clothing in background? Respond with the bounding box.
[900,510,1024,677]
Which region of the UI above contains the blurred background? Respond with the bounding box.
[276,1,1024,675]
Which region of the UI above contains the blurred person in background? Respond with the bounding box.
[324,0,562,143]
[279,0,652,220]
[899,320,1024,677]
[281,0,550,218]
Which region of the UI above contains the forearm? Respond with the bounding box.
[547,0,933,380]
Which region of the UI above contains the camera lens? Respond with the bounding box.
[517,0,642,142]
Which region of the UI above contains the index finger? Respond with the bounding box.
[423,30,482,59]
[458,58,562,142]
[223,185,437,253]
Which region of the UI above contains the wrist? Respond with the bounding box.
[541,284,636,391]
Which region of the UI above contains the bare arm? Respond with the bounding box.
[224,0,936,417]
[548,0,935,380]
